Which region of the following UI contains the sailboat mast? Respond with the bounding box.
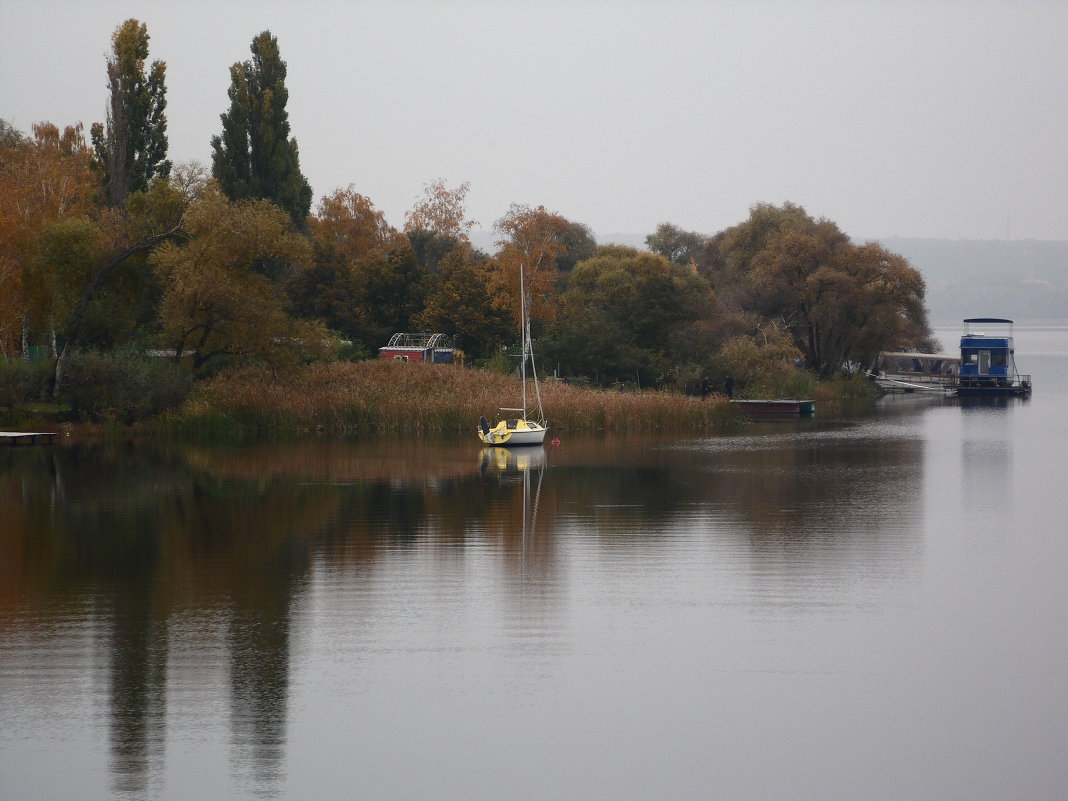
[519,262,528,418]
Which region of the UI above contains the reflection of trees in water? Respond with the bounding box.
[105,576,168,797]
[0,429,926,792]
[545,430,926,539]
[0,443,315,797]
[228,593,294,791]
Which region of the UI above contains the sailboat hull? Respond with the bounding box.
[477,419,547,446]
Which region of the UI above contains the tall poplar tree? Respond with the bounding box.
[211,31,312,231]
[90,19,170,209]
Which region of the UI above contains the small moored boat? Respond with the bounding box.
[478,262,547,447]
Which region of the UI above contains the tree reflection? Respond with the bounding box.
[0,426,927,794]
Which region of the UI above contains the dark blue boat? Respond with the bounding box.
[957,318,1032,396]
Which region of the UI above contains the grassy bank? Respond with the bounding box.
[163,361,744,439]
[3,358,878,440]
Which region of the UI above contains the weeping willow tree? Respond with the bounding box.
[705,202,935,377]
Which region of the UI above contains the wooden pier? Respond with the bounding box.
[0,431,58,446]
[730,399,816,420]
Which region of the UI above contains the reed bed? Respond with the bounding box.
[166,361,743,439]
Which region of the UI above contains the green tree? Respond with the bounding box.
[542,247,717,387]
[416,247,511,360]
[353,242,427,348]
[211,31,312,231]
[717,324,804,397]
[90,19,170,209]
[645,222,706,266]
[556,221,597,274]
[44,180,187,397]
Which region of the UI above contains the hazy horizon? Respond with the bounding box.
[3,1,1066,242]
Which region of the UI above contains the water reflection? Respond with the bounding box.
[106,575,168,796]
[958,403,1017,519]
[0,422,928,799]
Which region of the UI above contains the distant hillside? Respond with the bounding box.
[470,231,1068,326]
[877,238,1068,325]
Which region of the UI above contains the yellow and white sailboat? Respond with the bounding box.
[478,263,548,447]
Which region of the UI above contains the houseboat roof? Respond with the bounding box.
[963,318,1013,324]
[880,351,958,360]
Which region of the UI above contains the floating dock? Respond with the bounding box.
[730,399,815,419]
[0,432,58,446]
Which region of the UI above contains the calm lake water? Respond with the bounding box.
[3,324,1068,801]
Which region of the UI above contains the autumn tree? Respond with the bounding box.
[313,186,398,265]
[0,122,98,357]
[152,186,329,371]
[404,178,476,240]
[211,31,312,231]
[707,202,934,377]
[403,179,478,274]
[492,204,571,331]
[288,190,416,350]
[90,19,170,209]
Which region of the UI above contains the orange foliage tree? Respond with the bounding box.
[310,185,400,266]
[0,121,97,357]
[492,203,571,331]
[403,178,477,240]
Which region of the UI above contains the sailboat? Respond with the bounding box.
[478,262,548,447]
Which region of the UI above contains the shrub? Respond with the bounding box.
[61,347,193,423]
[0,359,53,408]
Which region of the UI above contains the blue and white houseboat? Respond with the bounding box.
[957,318,1032,396]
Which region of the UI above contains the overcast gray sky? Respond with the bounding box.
[2,0,1066,241]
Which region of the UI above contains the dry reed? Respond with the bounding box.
[167,361,742,438]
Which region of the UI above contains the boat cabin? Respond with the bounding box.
[870,351,959,393]
[957,318,1031,395]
